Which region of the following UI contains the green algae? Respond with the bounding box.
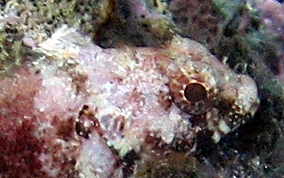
[0,0,113,73]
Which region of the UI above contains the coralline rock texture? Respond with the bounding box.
[169,0,223,52]
[252,0,284,39]
[115,0,175,46]
[0,0,113,72]
[1,0,113,41]
[249,0,284,81]
[0,26,259,177]
[0,0,178,72]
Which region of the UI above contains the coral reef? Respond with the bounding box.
[250,0,284,82]
[1,0,284,177]
[96,0,176,47]
[119,0,175,45]
[0,0,178,72]
[252,0,284,39]
[169,0,223,53]
[0,0,113,72]
[6,0,113,41]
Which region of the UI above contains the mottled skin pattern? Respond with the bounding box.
[26,26,260,176]
[35,27,260,146]
[159,36,260,142]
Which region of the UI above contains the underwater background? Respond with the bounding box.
[0,0,284,177]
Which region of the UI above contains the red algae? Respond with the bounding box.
[0,65,81,177]
[0,119,46,178]
[0,66,46,177]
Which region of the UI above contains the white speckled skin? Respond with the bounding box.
[32,26,259,176]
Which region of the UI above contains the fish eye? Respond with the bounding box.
[184,83,207,102]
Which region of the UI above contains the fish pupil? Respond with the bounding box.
[184,83,207,102]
